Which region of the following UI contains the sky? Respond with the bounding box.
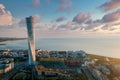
[0,0,120,38]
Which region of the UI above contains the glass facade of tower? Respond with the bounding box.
[26,16,36,65]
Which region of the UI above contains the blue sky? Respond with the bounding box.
[0,0,106,19]
[0,0,120,37]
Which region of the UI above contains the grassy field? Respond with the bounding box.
[88,54,120,65]
[40,58,63,61]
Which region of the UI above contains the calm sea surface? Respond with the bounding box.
[0,37,120,58]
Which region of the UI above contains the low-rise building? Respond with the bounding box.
[96,65,110,75]
[0,58,14,74]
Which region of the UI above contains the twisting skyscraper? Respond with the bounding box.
[26,16,36,65]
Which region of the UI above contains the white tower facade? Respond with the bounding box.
[26,16,36,65]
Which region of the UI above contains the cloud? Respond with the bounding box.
[101,9,120,23]
[100,22,120,31]
[55,21,85,31]
[0,4,12,26]
[0,4,5,9]
[53,12,101,31]
[32,14,40,23]
[56,16,66,22]
[57,0,72,12]
[72,12,91,24]
[62,10,120,33]
[57,21,73,30]
[0,14,40,38]
[19,19,26,27]
[99,0,120,11]
[30,0,40,8]
[30,0,72,12]
[79,9,120,31]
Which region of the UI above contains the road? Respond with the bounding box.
[82,66,95,80]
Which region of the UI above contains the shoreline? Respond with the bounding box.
[0,37,27,42]
[0,44,6,45]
